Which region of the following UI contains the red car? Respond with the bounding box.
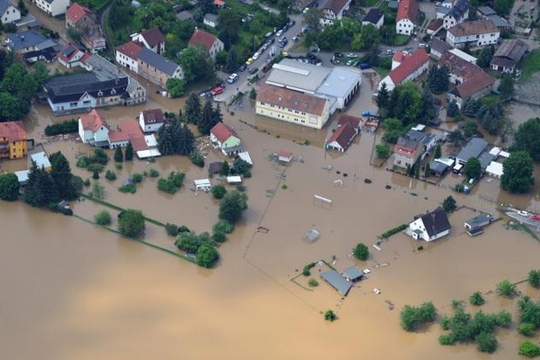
[532,214,540,221]
[210,86,224,96]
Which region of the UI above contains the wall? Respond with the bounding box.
[116,51,139,73]
[1,6,21,24]
[255,101,329,129]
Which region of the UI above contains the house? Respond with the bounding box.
[194,179,212,191]
[320,0,351,26]
[176,10,194,21]
[393,137,422,169]
[0,121,28,159]
[455,137,488,165]
[427,18,444,36]
[409,207,451,242]
[214,0,225,8]
[325,123,357,152]
[188,29,225,59]
[32,0,70,16]
[464,213,493,230]
[203,13,218,27]
[30,151,51,171]
[485,161,503,178]
[81,25,107,52]
[429,160,450,176]
[430,37,452,59]
[139,109,165,133]
[320,270,353,296]
[57,43,85,68]
[116,41,143,72]
[6,30,50,53]
[404,129,436,154]
[362,8,384,29]
[446,20,500,48]
[255,84,331,129]
[1,0,21,24]
[439,51,482,84]
[396,0,418,35]
[491,39,529,73]
[443,0,469,29]
[138,47,183,89]
[476,5,496,18]
[210,123,243,156]
[342,266,364,282]
[108,118,147,150]
[131,27,166,55]
[78,109,110,146]
[487,14,513,33]
[65,2,95,28]
[337,114,361,134]
[278,151,293,163]
[378,49,429,91]
[44,54,147,113]
[449,71,494,107]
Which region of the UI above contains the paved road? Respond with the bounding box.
[23,0,68,43]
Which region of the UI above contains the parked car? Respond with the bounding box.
[302,27,308,33]
[276,29,283,37]
[346,60,354,66]
[246,57,254,65]
[288,20,296,27]
[292,36,298,43]
[279,40,288,48]
[210,86,224,96]
[334,52,343,58]
[346,53,355,58]
[385,49,395,55]
[239,64,247,72]
[249,67,259,74]
[358,63,371,69]
[227,73,239,84]
[303,7,309,13]
[418,43,429,48]
[518,210,530,216]
[362,110,374,116]
[253,52,260,60]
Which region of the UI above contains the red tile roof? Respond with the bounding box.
[66,3,94,24]
[325,0,349,15]
[257,85,327,116]
[58,43,82,63]
[439,52,482,81]
[397,0,418,23]
[214,0,225,6]
[454,71,494,98]
[116,41,143,60]
[109,119,147,151]
[278,150,293,159]
[389,49,429,85]
[79,110,108,132]
[188,29,218,52]
[0,121,26,142]
[327,122,356,150]
[138,27,165,48]
[141,109,164,125]
[338,114,361,129]
[211,122,235,143]
[428,18,443,31]
[448,20,498,37]
[394,137,421,157]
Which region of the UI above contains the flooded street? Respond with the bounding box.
[1,74,540,360]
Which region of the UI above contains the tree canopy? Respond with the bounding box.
[501,151,535,193]
[511,118,540,160]
[0,173,20,201]
[118,209,145,237]
[219,190,248,224]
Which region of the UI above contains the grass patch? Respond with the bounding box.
[509,222,540,242]
[519,49,540,83]
[374,66,390,78]
[393,34,410,46]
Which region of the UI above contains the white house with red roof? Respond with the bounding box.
[115,41,143,72]
[210,123,243,156]
[78,109,110,146]
[378,49,429,91]
[325,122,357,152]
[131,27,166,55]
[320,0,352,26]
[188,29,224,59]
[58,43,85,68]
[396,0,418,35]
[65,3,95,28]
[139,108,165,133]
[337,114,362,134]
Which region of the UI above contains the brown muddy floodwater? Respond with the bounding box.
[1,75,540,360]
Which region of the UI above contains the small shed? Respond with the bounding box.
[194,179,212,191]
[429,161,449,177]
[15,170,30,186]
[342,266,364,282]
[226,176,242,185]
[208,162,222,176]
[464,213,493,230]
[278,151,293,163]
[320,270,353,296]
[486,161,503,178]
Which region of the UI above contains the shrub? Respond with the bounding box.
[83,178,91,187]
[213,220,234,234]
[165,223,179,237]
[281,184,288,190]
[353,243,369,261]
[118,184,136,193]
[439,333,456,345]
[302,263,315,277]
[178,226,190,233]
[117,209,145,237]
[528,269,540,288]
[44,119,78,136]
[519,341,540,358]
[381,224,407,239]
[190,150,205,167]
[324,310,336,322]
[88,163,104,173]
[157,172,185,194]
[376,143,391,158]
[518,323,536,337]
[469,291,485,306]
[94,210,112,225]
[496,279,517,297]
[308,278,319,287]
[148,168,159,177]
[212,231,226,243]
[197,242,219,268]
[76,156,91,168]
[175,232,200,253]
[211,184,227,199]
[115,163,123,170]
[364,178,372,184]
[400,302,438,331]
[131,173,143,183]
[105,170,117,181]
[443,196,457,213]
[476,332,497,353]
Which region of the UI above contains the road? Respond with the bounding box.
[23,0,68,43]
[506,211,540,230]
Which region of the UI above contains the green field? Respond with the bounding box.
[519,49,540,83]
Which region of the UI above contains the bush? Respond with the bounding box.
[496,279,517,297]
[308,278,319,287]
[469,291,485,306]
[364,178,372,184]
[118,184,136,193]
[353,243,369,261]
[213,220,234,234]
[117,209,145,238]
[211,184,227,199]
[212,231,227,243]
[324,310,336,322]
[376,143,391,159]
[175,232,201,253]
[400,302,438,331]
[518,323,536,337]
[219,190,248,224]
[165,223,179,237]
[115,163,123,170]
[88,163,104,173]
[190,150,205,167]
[44,119,78,136]
[83,178,91,187]
[148,168,159,178]
[157,172,185,194]
[302,263,315,277]
[197,242,219,268]
[443,196,457,213]
[439,333,456,345]
[476,332,497,353]
[528,269,540,288]
[131,173,143,183]
[519,341,540,358]
[105,170,116,181]
[381,224,407,239]
[94,210,112,225]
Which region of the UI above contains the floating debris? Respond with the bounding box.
[385,300,394,310]
[373,244,382,251]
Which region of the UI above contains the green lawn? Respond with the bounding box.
[374,66,390,78]
[519,49,540,83]
[393,34,410,46]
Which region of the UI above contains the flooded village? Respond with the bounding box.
[2,0,540,359]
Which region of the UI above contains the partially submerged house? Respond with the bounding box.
[325,122,357,152]
[393,137,422,169]
[464,213,493,236]
[342,266,364,282]
[139,109,165,133]
[320,270,353,296]
[0,121,28,159]
[278,151,293,163]
[65,2,105,52]
[78,109,110,147]
[337,114,362,134]
[455,138,488,165]
[210,123,243,156]
[409,207,451,242]
[5,30,59,62]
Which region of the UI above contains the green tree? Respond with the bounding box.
[501,151,535,193]
[180,45,215,84]
[0,173,20,201]
[512,118,540,160]
[91,182,106,199]
[462,120,478,138]
[23,161,58,207]
[400,302,438,331]
[519,341,540,358]
[94,210,112,225]
[211,184,227,199]
[353,242,369,260]
[217,10,241,48]
[382,118,405,144]
[231,158,251,176]
[114,147,123,162]
[220,161,230,176]
[165,223,179,237]
[496,279,517,298]
[175,232,200,253]
[434,144,442,159]
[377,82,390,115]
[303,8,322,31]
[189,150,205,167]
[198,99,218,135]
[225,48,238,73]
[213,220,234,234]
[494,0,514,17]
[469,291,485,306]
[324,310,337,322]
[166,78,185,98]
[447,100,459,117]
[528,269,540,288]
[105,170,117,181]
[67,27,82,42]
[219,190,248,224]
[197,242,219,268]
[118,209,145,237]
[184,93,201,124]
[125,143,133,161]
[249,87,257,100]
[477,45,494,68]
[518,323,536,337]
[498,74,514,101]
[375,143,390,158]
[50,152,78,200]
[427,66,449,94]
[463,157,481,180]
[476,332,497,353]
[424,163,431,178]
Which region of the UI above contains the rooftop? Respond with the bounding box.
[0,0,14,15]
[419,207,451,237]
[188,29,218,52]
[266,59,332,93]
[66,2,94,23]
[323,0,350,15]
[440,52,482,81]
[0,121,26,142]
[320,270,353,296]
[389,49,429,84]
[456,137,488,162]
[465,213,493,228]
[326,122,356,150]
[448,20,498,37]
[79,109,108,132]
[211,122,236,143]
[141,109,164,125]
[453,70,494,98]
[431,37,452,55]
[136,27,165,47]
[31,152,51,170]
[338,114,362,129]
[315,67,362,99]
[116,41,143,60]
[342,266,364,281]
[397,0,418,23]
[257,84,328,116]
[138,47,180,76]
[493,39,528,61]
[477,5,496,16]
[446,0,469,20]
[7,30,48,50]
[394,137,421,156]
[363,8,384,24]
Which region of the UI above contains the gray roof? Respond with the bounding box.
[204,13,218,22]
[405,129,435,147]
[342,266,363,281]
[363,8,384,24]
[0,0,13,15]
[320,270,353,296]
[388,0,398,9]
[465,213,493,228]
[7,30,48,50]
[477,6,496,16]
[478,150,496,170]
[436,6,450,16]
[429,161,448,174]
[420,207,451,237]
[431,37,452,56]
[446,0,469,20]
[315,67,362,100]
[487,14,513,29]
[176,10,193,21]
[139,47,180,76]
[456,137,488,163]
[267,59,332,93]
[494,39,528,61]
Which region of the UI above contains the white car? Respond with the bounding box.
[385,49,395,55]
[252,52,260,60]
[276,29,283,37]
[227,73,239,84]
[518,210,530,216]
[418,43,429,48]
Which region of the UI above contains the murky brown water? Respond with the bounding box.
[1,75,540,360]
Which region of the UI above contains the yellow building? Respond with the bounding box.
[0,121,27,159]
[255,85,330,130]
